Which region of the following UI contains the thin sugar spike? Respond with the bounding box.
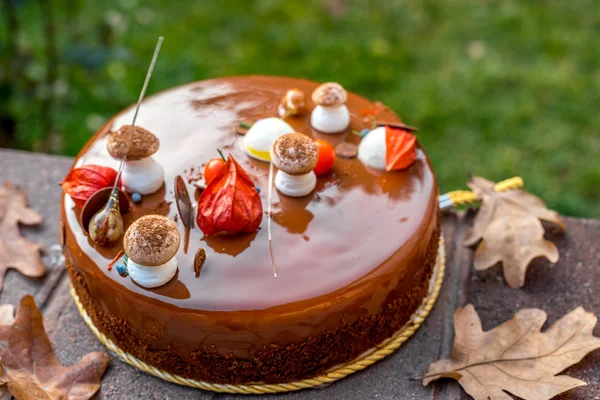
[267,162,277,278]
[112,36,164,189]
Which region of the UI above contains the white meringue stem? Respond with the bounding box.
[122,157,165,195]
[127,257,178,288]
[275,170,317,197]
[310,104,350,134]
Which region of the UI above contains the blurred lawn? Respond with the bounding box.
[2,0,599,217]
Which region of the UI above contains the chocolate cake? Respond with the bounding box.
[61,76,440,384]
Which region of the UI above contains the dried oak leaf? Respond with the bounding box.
[0,182,45,292]
[464,176,565,288]
[0,303,15,341]
[423,304,600,400]
[1,295,109,400]
[0,303,12,400]
[0,374,8,400]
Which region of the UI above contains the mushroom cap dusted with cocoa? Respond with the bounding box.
[107,125,160,160]
[123,215,180,266]
[311,82,348,107]
[271,133,318,176]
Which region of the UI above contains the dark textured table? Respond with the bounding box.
[1,148,598,400]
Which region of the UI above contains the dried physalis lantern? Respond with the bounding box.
[278,88,307,118]
[243,118,294,162]
[61,164,119,209]
[271,133,319,197]
[358,126,417,171]
[107,125,164,195]
[310,82,350,134]
[197,155,263,235]
[123,215,180,288]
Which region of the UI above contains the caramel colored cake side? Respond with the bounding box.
[61,76,440,384]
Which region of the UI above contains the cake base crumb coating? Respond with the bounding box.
[65,222,440,384]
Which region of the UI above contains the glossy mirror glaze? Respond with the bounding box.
[62,76,439,361]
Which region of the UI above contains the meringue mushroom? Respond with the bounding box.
[243,117,294,162]
[107,125,165,195]
[357,127,387,170]
[271,133,319,197]
[123,215,180,288]
[278,88,307,118]
[310,82,350,134]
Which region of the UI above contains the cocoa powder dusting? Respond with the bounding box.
[272,134,318,174]
[124,216,179,266]
[107,125,160,160]
[139,221,170,249]
[312,82,347,106]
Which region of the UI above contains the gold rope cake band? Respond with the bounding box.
[71,236,445,394]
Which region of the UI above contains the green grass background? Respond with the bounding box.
[2,0,599,217]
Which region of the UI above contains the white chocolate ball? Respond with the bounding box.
[310,105,350,134]
[357,127,386,170]
[243,118,294,162]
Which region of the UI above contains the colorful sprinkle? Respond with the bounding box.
[132,192,142,203]
[359,108,381,117]
[255,185,261,194]
[360,128,370,138]
[116,264,129,277]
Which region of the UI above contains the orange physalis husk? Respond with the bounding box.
[385,126,417,171]
[60,165,119,209]
[197,155,263,235]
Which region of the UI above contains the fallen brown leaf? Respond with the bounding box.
[0,305,15,400]
[463,176,565,288]
[0,373,8,400]
[423,304,600,400]
[0,182,45,292]
[0,304,15,341]
[2,295,109,400]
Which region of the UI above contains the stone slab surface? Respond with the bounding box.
[1,148,598,399]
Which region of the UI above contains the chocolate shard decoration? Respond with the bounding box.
[194,248,206,278]
[174,175,193,229]
[335,142,358,159]
[376,121,419,132]
[236,121,252,135]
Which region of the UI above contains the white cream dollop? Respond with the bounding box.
[357,127,386,170]
[122,157,165,195]
[310,104,350,134]
[243,118,294,162]
[275,170,317,197]
[127,257,178,288]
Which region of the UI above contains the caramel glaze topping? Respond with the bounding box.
[61,76,439,359]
